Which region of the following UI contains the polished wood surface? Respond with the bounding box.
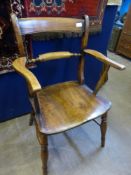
[35,120,48,175]
[12,14,126,175]
[10,13,25,56]
[100,112,107,147]
[12,57,41,94]
[116,33,131,58]
[78,15,89,84]
[18,17,84,35]
[32,52,81,62]
[116,4,131,58]
[94,65,110,95]
[36,81,111,134]
[84,49,126,70]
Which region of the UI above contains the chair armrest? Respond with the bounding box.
[31,51,81,62]
[84,49,125,70]
[12,57,41,94]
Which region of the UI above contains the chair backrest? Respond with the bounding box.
[11,13,89,54]
[11,13,89,84]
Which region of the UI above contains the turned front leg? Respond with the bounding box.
[100,112,107,147]
[41,136,48,175]
[35,121,48,175]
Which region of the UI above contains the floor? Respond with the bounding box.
[0,52,131,175]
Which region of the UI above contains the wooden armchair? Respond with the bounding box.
[11,13,125,175]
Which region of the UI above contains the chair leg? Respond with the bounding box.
[35,121,48,175]
[100,112,107,147]
[29,111,34,126]
[41,139,48,175]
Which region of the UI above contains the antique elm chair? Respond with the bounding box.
[11,13,125,175]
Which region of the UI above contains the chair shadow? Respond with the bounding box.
[63,126,102,162]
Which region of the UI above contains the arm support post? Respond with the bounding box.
[84,49,125,94]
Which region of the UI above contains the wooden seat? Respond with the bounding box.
[36,81,111,134]
[11,13,125,175]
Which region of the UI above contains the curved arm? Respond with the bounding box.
[12,57,41,94]
[84,49,125,70]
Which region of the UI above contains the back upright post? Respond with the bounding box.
[78,15,90,84]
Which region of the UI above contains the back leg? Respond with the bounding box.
[29,111,34,126]
[100,112,107,147]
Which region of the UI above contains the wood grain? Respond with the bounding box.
[11,13,127,175]
[31,52,81,62]
[35,120,48,175]
[36,81,111,134]
[84,49,126,70]
[78,15,90,84]
[18,17,84,35]
[10,13,25,56]
[116,4,131,58]
[100,112,107,147]
[12,57,41,94]
[94,65,110,95]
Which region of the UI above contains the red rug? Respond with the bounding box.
[24,0,108,32]
[24,0,104,17]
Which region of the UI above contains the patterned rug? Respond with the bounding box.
[24,0,108,32]
[25,0,104,16]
